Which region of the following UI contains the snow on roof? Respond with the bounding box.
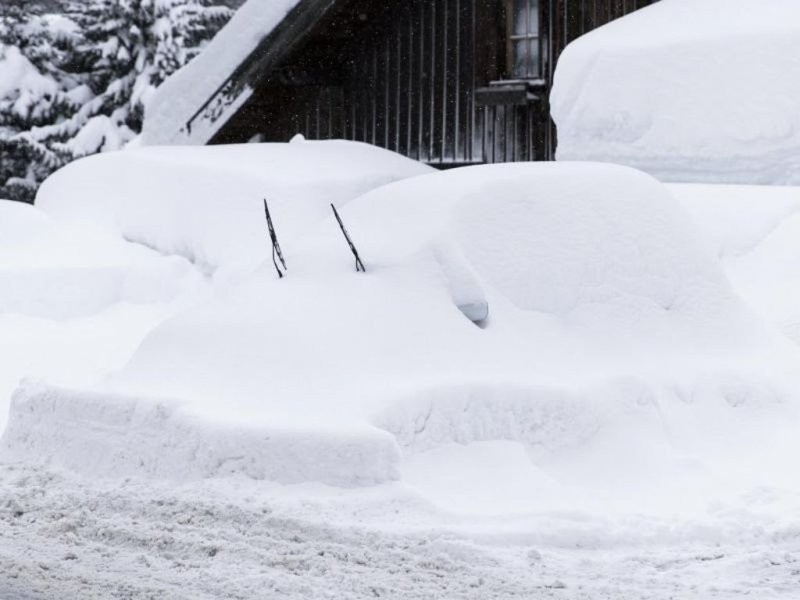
[142,0,301,146]
[550,0,800,185]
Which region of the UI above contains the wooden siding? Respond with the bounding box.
[213,0,655,165]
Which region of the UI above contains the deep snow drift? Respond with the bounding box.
[669,183,800,344]
[5,145,800,597]
[0,201,207,435]
[36,139,433,282]
[0,200,202,319]
[7,162,800,518]
[550,0,800,185]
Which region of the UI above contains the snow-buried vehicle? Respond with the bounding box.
[4,161,797,490]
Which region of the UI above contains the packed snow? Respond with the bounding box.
[143,0,301,146]
[4,142,800,597]
[550,0,800,185]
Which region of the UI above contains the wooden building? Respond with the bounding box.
[187,0,656,166]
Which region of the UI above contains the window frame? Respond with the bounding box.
[505,0,542,80]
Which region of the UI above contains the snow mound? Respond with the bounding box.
[35,140,434,281]
[0,199,55,244]
[143,0,300,145]
[325,162,731,318]
[0,201,202,319]
[9,162,797,491]
[3,381,399,487]
[670,183,800,344]
[551,0,800,185]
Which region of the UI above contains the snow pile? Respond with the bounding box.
[35,140,434,282]
[0,200,202,319]
[0,197,53,244]
[0,200,209,435]
[551,0,800,185]
[5,381,399,487]
[669,183,800,344]
[8,162,799,494]
[143,0,300,145]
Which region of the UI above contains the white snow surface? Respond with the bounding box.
[0,201,203,319]
[669,183,800,344]
[0,201,207,437]
[551,0,800,185]
[35,140,434,282]
[5,147,800,597]
[142,0,301,145]
[8,162,800,503]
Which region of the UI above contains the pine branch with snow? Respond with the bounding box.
[0,0,233,202]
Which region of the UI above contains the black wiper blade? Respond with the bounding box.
[331,203,365,272]
[264,199,287,278]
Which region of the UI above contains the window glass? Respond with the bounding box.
[513,0,539,36]
[509,0,540,78]
[512,39,527,76]
[512,0,528,35]
[528,0,539,36]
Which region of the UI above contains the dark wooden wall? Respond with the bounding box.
[214,0,655,165]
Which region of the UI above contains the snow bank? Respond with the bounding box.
[0,198,54,243]
[669,183,800,344]
[143,0,300,145]
[327,162,732,319]
[551,0,800,185]
[3,381,399,487]
[10,162,799,490]
[0,201,202,319]
[0,201,208,434]
[35,140,434,281]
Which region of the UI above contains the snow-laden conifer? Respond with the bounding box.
[0,0,232,202]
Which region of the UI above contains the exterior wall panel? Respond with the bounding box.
[213,0,655,166]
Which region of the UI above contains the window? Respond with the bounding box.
[507,0,540,79]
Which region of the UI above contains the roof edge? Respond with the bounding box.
[183,0,342,143]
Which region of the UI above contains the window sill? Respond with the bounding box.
[475,79,546,106]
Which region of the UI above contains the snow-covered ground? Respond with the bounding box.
[4,461,800,599]
[3,142,800,597]
[550,0,800,185]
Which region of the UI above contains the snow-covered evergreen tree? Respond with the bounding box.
[0,3,82,200]
[0,0,232,202]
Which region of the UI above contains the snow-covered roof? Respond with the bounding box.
[550,0,800,185]
[142,0,304,146]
